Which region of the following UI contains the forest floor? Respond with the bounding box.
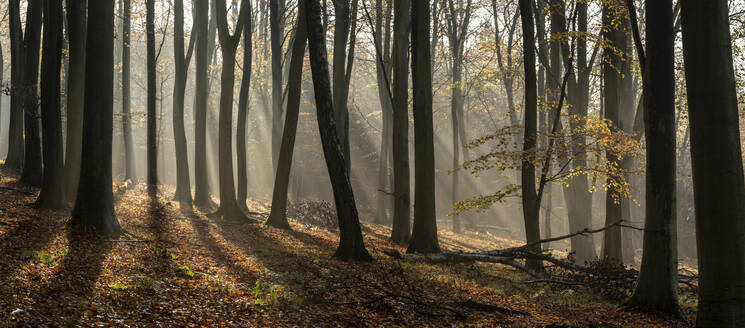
[0,166,695,327]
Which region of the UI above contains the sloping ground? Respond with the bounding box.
[0,167,693,327]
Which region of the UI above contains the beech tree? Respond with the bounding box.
[173,0,196,209]
[18,0,42,187]
[70,0,122,234]
[266,3,308,230]
[390,0,411,245]
[626,0,680,316]
[305,0,371,261]
[63,0,87,203]
[407,0,440,254]
[214,0,250,222]
[121,0,137,184]
[681,0,745,325]
[35,0,65,209]
[193,0,217,211]
[146,0,158,186]
[236,0,254,212]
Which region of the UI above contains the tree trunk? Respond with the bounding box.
[518,0,543,273]
[270,0,286,172]
[193,0,216,211]
[71,0,122,235]
[120,0,136,184]
[19,0,43,187]
[236,0,254,211]
[214,0,249,222]
[35,0,66,209]
[266,5,307,230]
[407,0,441,254]
[600,0,625,263]
[305,0,372,261]
[681,1,745,326]
[6,0,24,171]
[374,0,393,225]
[333,0,352,174]
[63,0,87,204]
[173,0,194,209]
[146,0,158,186]
[390,0,411,245]
[626,0,680,316]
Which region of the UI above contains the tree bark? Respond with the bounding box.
[407,0,441,254]
[681,0,745,326]
[390,0,411,245]
[71,0,122,235]
[626,0,680,316]
[333,0,352,174]
[270,0,286,172]
[266,5,307,230]
[600,0,625,263]
[35,0,66,209]
[173,0,195,209]
[63,0,87,204]
[518,0,543,273]
[236,0,254,211]
[120,0,136,184]
[19,0,43,187]
[146,0,158,186]
[305,0,372,261]
[5,0,24,171]
[374,0,394,225]
[193,0,216,211]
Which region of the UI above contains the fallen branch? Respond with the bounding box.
[505,220,642,253]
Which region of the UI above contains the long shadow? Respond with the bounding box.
[11,229,113,326]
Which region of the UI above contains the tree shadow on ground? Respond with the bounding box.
[11,228,113,326]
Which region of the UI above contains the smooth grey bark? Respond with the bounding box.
[332,0,358,173]
[173,0,196,209]
[71,0,122,235]
[236,0,253,211]
[19,0,43,187]
[681,0,745,326]
[305,0,372,261]
[518,0,543,273]
[121,0,136,184]
[193,0,216,211]
[390,0,411,245]
[446,0,471,234]
[600,0,625,263]
[5,0,24,171]
[266,6,307,229]
[35,0,66,209]
[407,0,440,254]
[374,0,394,225]
[626,0,680,316]
[270,0,286,172]
[214,0,249,221]
[63,0,87,204]
[146,0,157,186]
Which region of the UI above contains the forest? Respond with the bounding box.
[0,0,743,326]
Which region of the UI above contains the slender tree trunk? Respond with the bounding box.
[121,0,136,184]
[146,0,158,186]
[19,0,43,187]
[36,0,66,209]
[173,0,195,209]
[518,0,543,273]
[270,0,286,172]
[390,0,411,245]
[407,0,440,254]
[215,0,248,221]
[626,0,680,316]
[681,1,745,326]
[305,0,372,261]
[6,0,24,171]
[600,0,625,263]
[333,0,352,173]
[63,0,87,203]
[193,0,216,211]
[71,0,122,235]
[236,0,254,211]
[267,6,307,229]
[0,39,4,158]
[374,0,393,225]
